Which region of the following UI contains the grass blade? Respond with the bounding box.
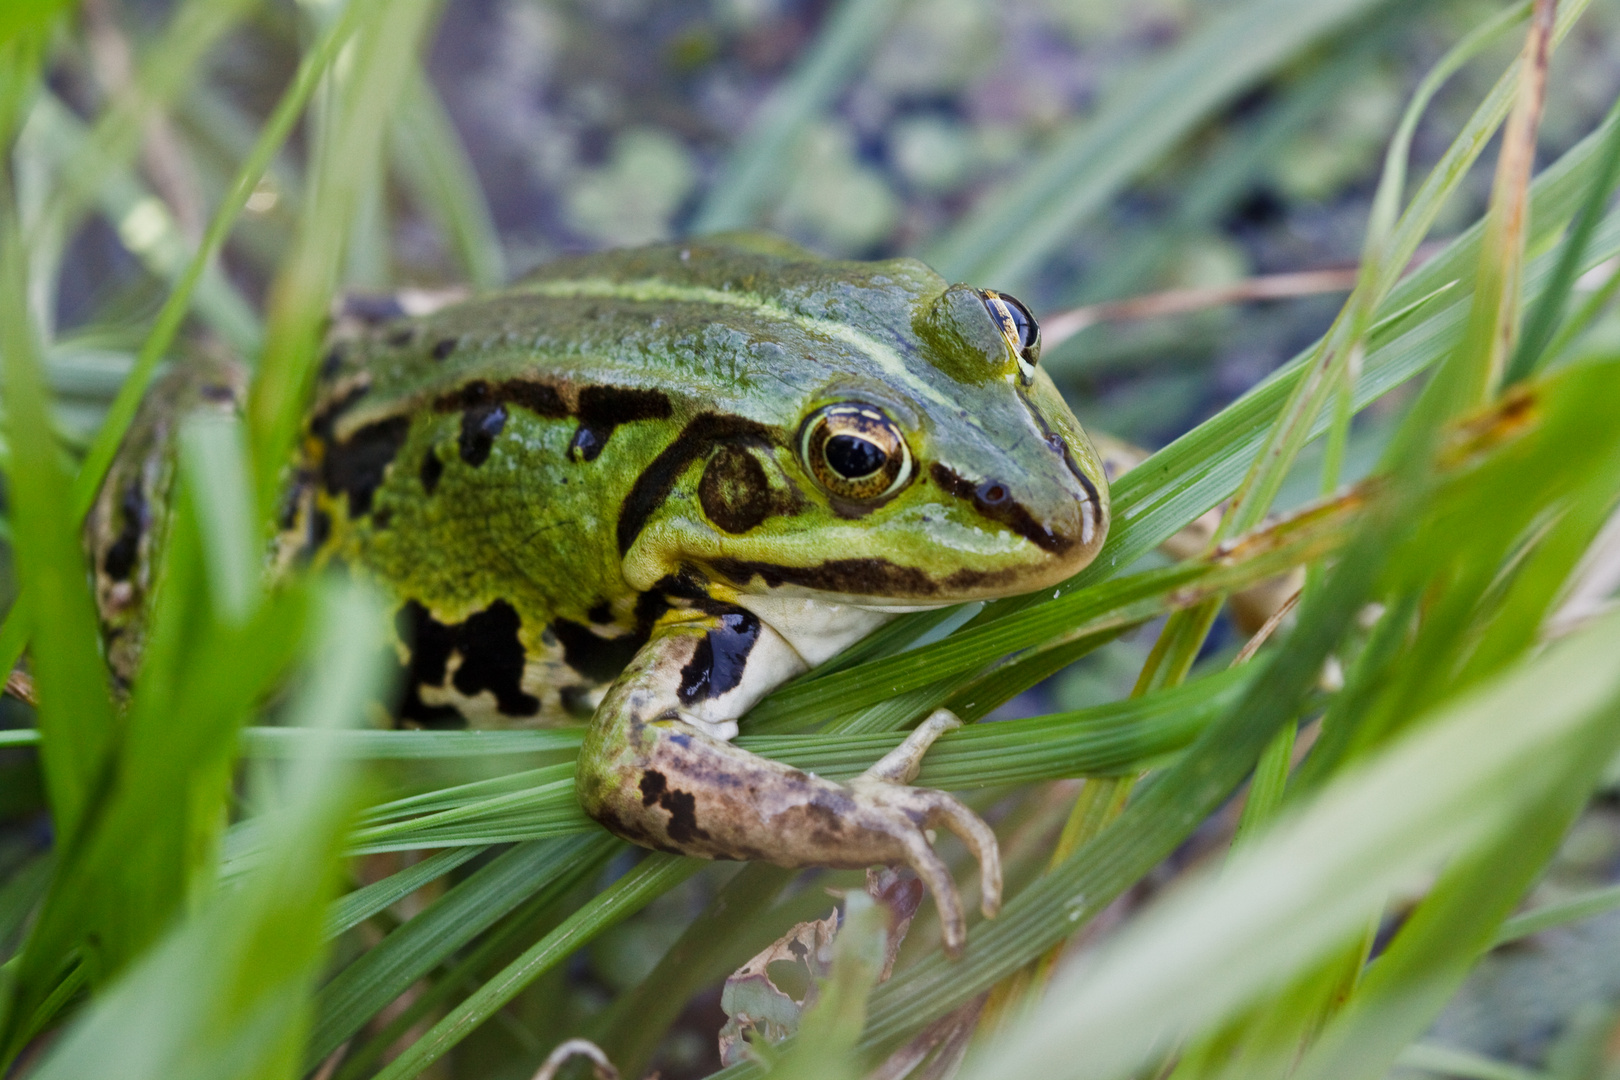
[924,0,1394,288]
[22,582,385,1080]
[0,180,115,859]
[306,835,604,1067]
[371,852,699,1080]
[690,0,906,234]
[1505,93,1620,383]
[391,69,506,289]
[956,612,1620,1080]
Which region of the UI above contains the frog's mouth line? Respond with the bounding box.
[705,555,1056,603]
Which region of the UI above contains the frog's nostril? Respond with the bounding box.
[976,481,1009,506]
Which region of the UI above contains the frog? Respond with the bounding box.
[86,233,1110,957]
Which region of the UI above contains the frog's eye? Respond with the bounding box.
[799,403,913,503]
[980,290,1041,383]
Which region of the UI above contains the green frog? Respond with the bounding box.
[87,234,1110,956]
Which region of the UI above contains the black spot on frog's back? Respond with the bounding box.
[102,478,148,582]
[569,386,672,463]
[419,449,444,493]
[323,416,411,517]
[395,597,540,723]
[551,619,646,684]
[458,403,507,466]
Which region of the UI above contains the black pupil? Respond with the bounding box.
[825,434,886,478]
[1001,295,1038,351]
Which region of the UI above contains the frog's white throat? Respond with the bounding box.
[730,594,937,668]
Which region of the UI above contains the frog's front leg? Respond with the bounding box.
[574,608,1001,957]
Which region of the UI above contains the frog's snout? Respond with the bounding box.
[928,441,1106,569]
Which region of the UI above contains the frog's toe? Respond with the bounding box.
[863,708,961,784]
[847,776,1002,958]
[894,822,967,958]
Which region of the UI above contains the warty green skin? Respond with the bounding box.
[93,233,1111,956]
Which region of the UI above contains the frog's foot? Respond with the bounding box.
[847,709,1002,958]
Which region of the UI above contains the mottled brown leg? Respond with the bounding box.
[575,626,1000,957]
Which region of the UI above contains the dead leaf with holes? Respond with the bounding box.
[717,868,924,1067]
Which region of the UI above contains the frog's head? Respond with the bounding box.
[619,245,1110,610]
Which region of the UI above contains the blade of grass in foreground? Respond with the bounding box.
[22,583,385,1080]
[247,0,437,521]
[369,853,699,1080]
[1492,883,1620,946]
[1506,85,1620,384]
[956,612,1620,1080]
[0,180,115,860]
[0,0,378,703]
[305,834,606,1069]
[325,846,483,938]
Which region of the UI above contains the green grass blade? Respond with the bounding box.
[0,856,51,964]
[327,837,624,1080]
[923,0,1393,289]
[690,0,906,234]
[247,0,438,521]
[955,613,1620,1080]
[392,69,505,289]
[1505,94,1620,384]
[1492,883,1620,946]
[371,852,699,1080]
[0,186,116,856]
[1397,1042,1547,1080]
[241,726,582,759]
[306,835,604,1067]
[178,412,261,626]
[0,3,69,51]
[22,581,385,1080]
[324,846,484,939]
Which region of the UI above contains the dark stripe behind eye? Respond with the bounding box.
[618,413,776,555]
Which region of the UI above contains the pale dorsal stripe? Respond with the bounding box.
[512,276,957,412]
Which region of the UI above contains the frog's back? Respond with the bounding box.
[99,235,1107,731]
[293,237,960,727]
